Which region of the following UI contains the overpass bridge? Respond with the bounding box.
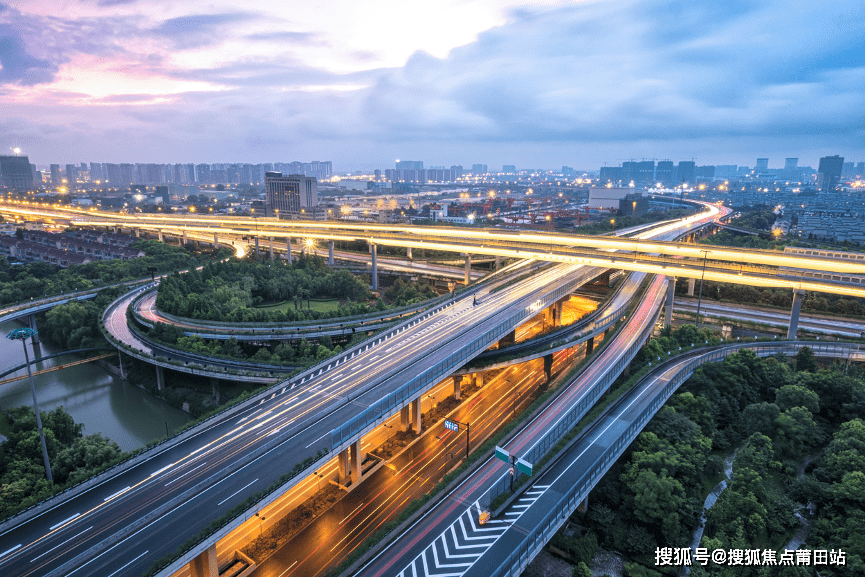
[0,202,851,577]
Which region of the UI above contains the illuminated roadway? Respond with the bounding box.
[0,256,602,577]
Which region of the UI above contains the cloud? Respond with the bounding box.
[151,13,259,49]
[0,11,58,85]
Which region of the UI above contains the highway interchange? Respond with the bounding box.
[0,200,861,577]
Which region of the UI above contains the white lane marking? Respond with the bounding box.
[165,462,207,487]
[103,486,131,502]
[0,544,21,559]
[217,479,259,507]
[149,464,172,477]
[50,513,80,530]
[278,561,298,577]
[370,355,379,361]
[105,550,149,577]
[30,526,93,563]
[237,416,248,424]
[305,432,329,449]
[340,502,364,524]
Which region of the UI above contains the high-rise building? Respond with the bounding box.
[856,162,865,180]
[450,165,464,178]
[265,172,318,218]
[784,158,798,171]
[50,164,61,186]
[695,165,715,179]
[655,161,674,186]
[0,155,34,189]
[65,164,77,187]
[396,160,423,170]
[503,165,516,174]
[471,164,487,175]
[755,158,769,172]
[816,155,844,192]
[196,164,211,184]
[677,161,696,186]
[841,162,855,178]
[561,166,575,178]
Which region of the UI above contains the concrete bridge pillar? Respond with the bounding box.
[543,353,553,383]
[577,496,589,514]
[407,247,412,259]
[134,228,140,238]
[400,405,411,431]
[495,255,501,269]
[787,289,806,340]
[371,243,379,291]
[211,378,220,404]
[498,329,516,349]
[339,447,350,485]
[189,544,218,577]
[452,376,462,400]
[158,229,164,242]
[464,253,471,285]
[114,226,119,234]
[554,300,564,327]
[474,372,484,388]
[155,365,165,391]
[28,314,40,344]
[687,277,695,296]
[664,276,675,328]
[118,351,125,379]
[182,230,188,245]
[286,238,293,264]
[411,398,421,434]
[269,237,274,261]
[350,440,362,484]
[213,233,218,249]
[585,336,594,356]
[328,241,334,265]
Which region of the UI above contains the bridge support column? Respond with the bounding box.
[400,405,411,431]
[495,255,500,269]
[498,329,516,349]
[464,253,471,284]
[452,376,462,400]
[585,337,594,356]
[213,233,219,248]
[411,398,421,434]
[787,289,806,340]
[554,300,564,327]
[664,276,675,328]
[286,238,293,264]
[350,440,362,484]
[189,544,218,577]
[371,244,379,291]
[158,229,163,242]
[155,365,165,391]
[134,228,140,238]
[211,378,220,404]
[407,247,412,259]
[118,352,125,379]
[543,353,553,383]
[269,237,274,261]
[328,241,334,265]
[577,496,589,514]
[254,236,260,258]
[28,314,40,344]
[182,230,188,245]
[687,277,695,296]
[474,372,484,388]
[339,448,350,485]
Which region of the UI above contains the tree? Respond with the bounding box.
[795,346,817,372]
[773,407,824,458]
[572,562,593,577]
[740,402,781,437]
[775,384,820,413]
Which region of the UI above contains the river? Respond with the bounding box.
[0,320,190,451]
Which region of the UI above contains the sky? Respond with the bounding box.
[1,0,863,172]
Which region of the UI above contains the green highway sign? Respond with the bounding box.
[494,446,510,464]
[516,457,533,477]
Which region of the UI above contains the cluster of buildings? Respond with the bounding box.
[0,158,333,190]
[0,228,144,268]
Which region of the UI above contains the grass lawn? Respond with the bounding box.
[255,298,344,314]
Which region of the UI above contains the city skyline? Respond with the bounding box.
[1,0,863,170]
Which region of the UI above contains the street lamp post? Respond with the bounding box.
[7,327,52,482]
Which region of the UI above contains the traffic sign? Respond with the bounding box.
[494,446,510,464]
[444,420,459,432]
[516,457,533,477]
[509,466,515,476]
